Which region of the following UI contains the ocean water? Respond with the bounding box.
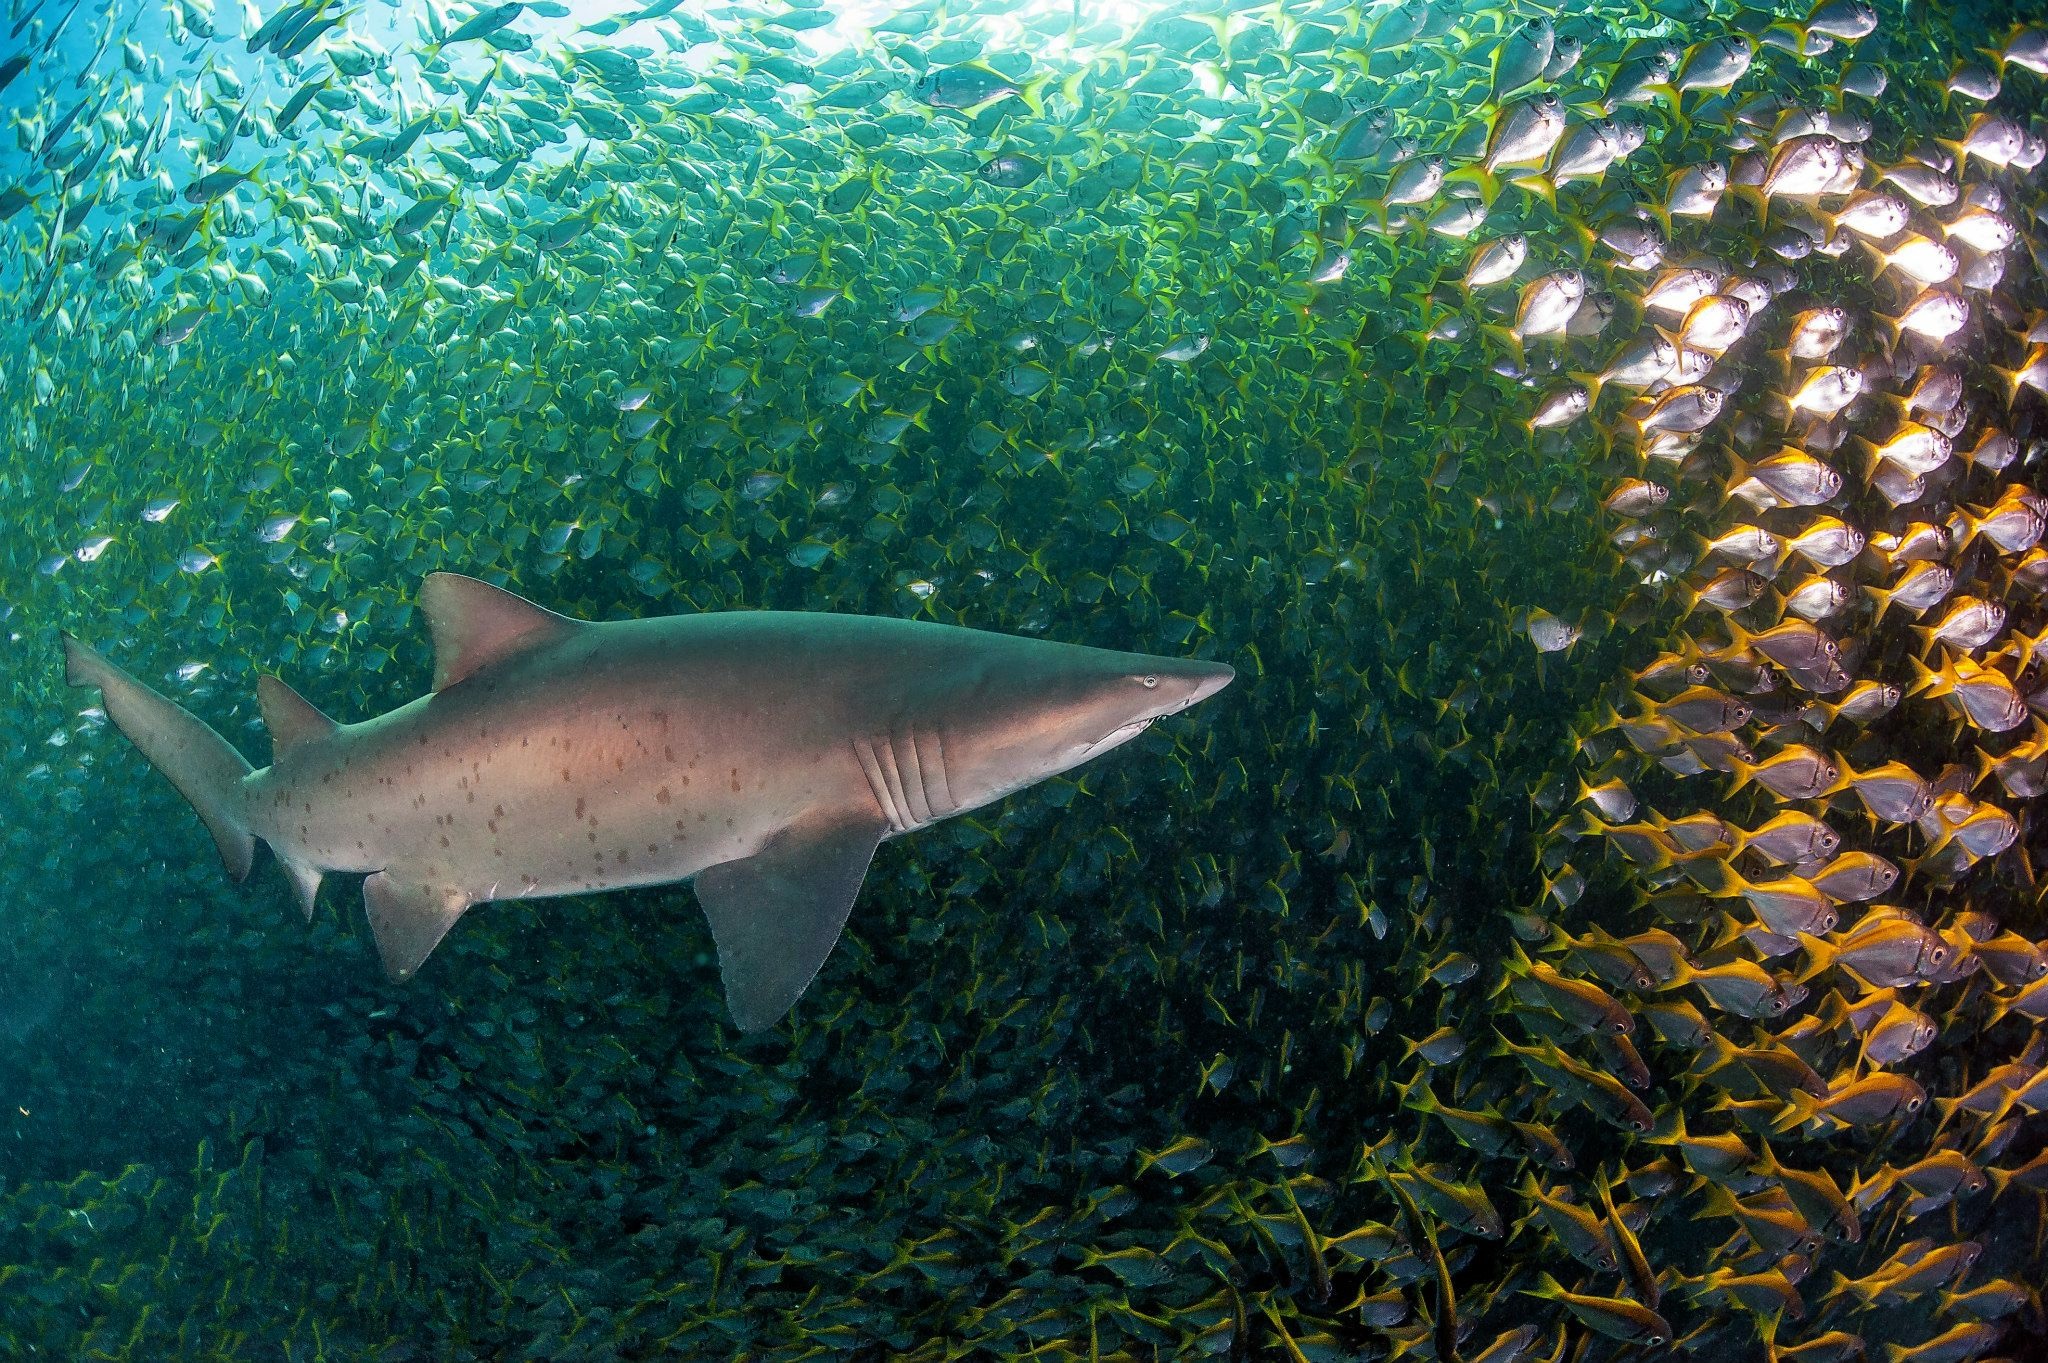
[4,0,2048,1358]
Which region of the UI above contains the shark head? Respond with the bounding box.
[935,636,1235,816]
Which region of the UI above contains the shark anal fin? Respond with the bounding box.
[419,572,577,692]
[693,813,886,1033]
[363,871,470,981]
[257,675,339,759]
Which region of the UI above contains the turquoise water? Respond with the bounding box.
[4,0,2048,1357]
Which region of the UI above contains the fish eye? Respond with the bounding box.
[1648,1337,1665,1347]
[1930,945,1949,964]
[1140,675,1158,689]
[1907,1096,1923,1111]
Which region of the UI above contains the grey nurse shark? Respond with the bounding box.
[63,573,1234,1031]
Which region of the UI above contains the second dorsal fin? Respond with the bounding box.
[418,572,576,692]
[257,674,339,759]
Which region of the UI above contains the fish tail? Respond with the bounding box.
[62,633,256,880]
[1510,173,1559,215]
[1792,931,1838,986]
[1447,163,1501,208]
[1770,1090,1818,1135]
[1972,743,2003,791]
[1480,323,1525,367]
[1849,435,1889,486]
[1724,755,1758,795]
[1392,1070,1431,1110]
[1759,1305,1785,1359]
[1719,452,1753,505]
[1993,363,2025,405]
[1651,85,1687,137]
[1737,182,1769,234]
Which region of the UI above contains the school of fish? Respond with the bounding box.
[5,0,2048,1357]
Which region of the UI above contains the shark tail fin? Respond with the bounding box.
[63,633,256,880]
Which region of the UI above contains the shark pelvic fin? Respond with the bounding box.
[419,572,577,692]
[280,856,323,923]
[693,812,887,1033]
[62,633,257,881]
[257,675,339,759]
[363,871,470,981]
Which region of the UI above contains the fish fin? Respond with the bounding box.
[418,571,578,691]
[1015,73,1048,117]
[362,871,470,982]
[279,855,323,923]
[1444,163,1498,205]
[1480,322,1525,366]
[1769,1090,1819,1135]
[63,633,256,881]
[1792,931,1837,985]
[693,811,888,1033]
[1507,172,1556,212]
[256,674,339,758]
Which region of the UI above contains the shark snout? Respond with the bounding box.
[1152,658,1236,716]
[1183,661,1236,707]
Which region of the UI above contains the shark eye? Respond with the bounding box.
[1140,675,1158,689]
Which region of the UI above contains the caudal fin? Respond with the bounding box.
[62,634,256,880]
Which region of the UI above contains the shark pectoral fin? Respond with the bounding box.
[362,871,470,982]
[692,814,887,1034]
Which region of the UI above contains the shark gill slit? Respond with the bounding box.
[895,725,932,826]
[915,723,955,820]
[853,736,909,834]
[873,736,908,829]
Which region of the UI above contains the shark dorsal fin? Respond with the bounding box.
[257,674,338,758]
[419,572,575,692]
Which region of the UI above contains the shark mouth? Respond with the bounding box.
[1083,716,1155,758]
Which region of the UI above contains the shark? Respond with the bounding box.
[62,573,1234,1031]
